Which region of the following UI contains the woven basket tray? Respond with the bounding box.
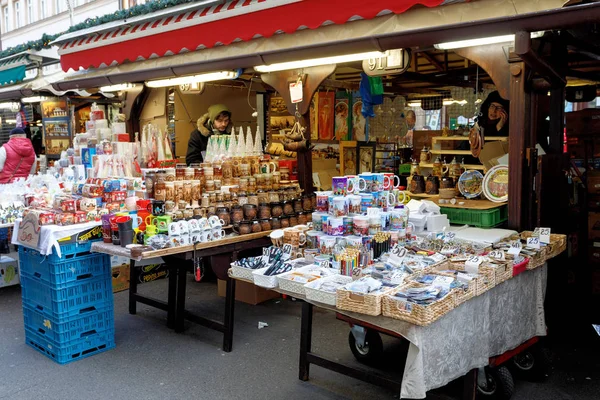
[410,268,475,306]
[429,261,496,296]
[382,282,456,326]
[305,275,353,306]
[521,231,567,260]
[524,247,548,270]
[229,263,256,282]
[336,286,395,316]
[277,266,324,296]
[485,261,512,285]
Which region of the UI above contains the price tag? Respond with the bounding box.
[389,244,407,265]
[282,244,293,260]
[432,275,454,290]
[533,227,541,235]
[539,228,551,244]
[289,81,303,103]
[456,272,475,284]
[465,256,483,274]
[444,232,456,243]
[441,245,459,255]
[526,237,541,249]
[366,207,381,217]
[18,213,41,248]
[488,250,506,261]
[319,260,330,268]
[508,240,522,256]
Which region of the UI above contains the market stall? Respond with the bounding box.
[2,0,598,399]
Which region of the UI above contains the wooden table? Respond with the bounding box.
[92,231,272,352]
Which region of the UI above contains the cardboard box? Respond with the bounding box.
[479,141,509,170]
[589,173,600,195]
[589,213,600,240]
[312,158,338,191]
[0,255,19,288]
[138,263,169,284]
[217,279,280,305]
[112,264,130,293]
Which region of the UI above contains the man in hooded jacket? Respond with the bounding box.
[186,104,232,165]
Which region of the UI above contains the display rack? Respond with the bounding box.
[375,141,400,173]
[421,135,508,171]
[42,99,72,159]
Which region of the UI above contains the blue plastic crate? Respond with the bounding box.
[21,275,113,319]
[23,303,114,344]
[25,326,115,364]
[19,247,110,287]
[45,240,101,263]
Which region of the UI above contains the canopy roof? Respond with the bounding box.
[54,0,464,72]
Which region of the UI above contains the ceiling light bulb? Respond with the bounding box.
[254,51,385,73]
[145,70,239,88]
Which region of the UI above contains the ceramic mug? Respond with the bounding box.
[178,219,190,235]
[331,176,348,196]
[212,228,226,241]
[345,235,363,248]
[332,196,348,218]
[283,228,306,246]
[200,230,211,243]
[153,215,172,232]
[383,173,401,190]
[319,235,337,255]
[378,191,396,209]
[315,191,330,212]
[180,234,191,246]
[208,216,225,228]
[168,222,181,236]
[327,217,345,236]
[359,173,377,192]
[393,190,411,205]
[347,195,362,215]
[360,193,374,214]
[198,217,210,230]
[190,232,202,244]
[152,200,165,216]
[188,219,201,233]
[346,175,367,194]
[306,230,323,249]
[270,230,284,247]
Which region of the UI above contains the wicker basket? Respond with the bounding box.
[485,261,512,285]
[409,268,475,306]
[382,282,456,326]
[277,266,324,296]
[336,286,395,316]
[229,263,256,282]
[524,247,548,270]
[430,261,496,296]
[305,275,353,306]
[252,267,280,289]
[521,231,567,260]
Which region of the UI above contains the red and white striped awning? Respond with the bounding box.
[55,0,464,72]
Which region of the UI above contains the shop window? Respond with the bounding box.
[15,1,21,29]
[27,0,33,23]
[55,0,62,13]
[2,6,9,32]
[40,0,46,19]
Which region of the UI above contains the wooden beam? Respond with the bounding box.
[455,43,511,100]
[421,51,445,72]
[321,79,359,91]
[508,62,531,231]
[514,31,566,88]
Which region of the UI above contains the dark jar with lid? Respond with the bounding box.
[243,203,258,220]
[217,207,230,226]
[258,203,271,219]
[271,216,282,230]
[271,202,283,218]
[251,219,262,233]
[302,195,312,212]
[234,220,252,235]
[282,200,294,215]
[260,218,272,231]
[293,198,303,214]
[289,213,298,227]
[230,205,244,223]
[280,216,290,228]
[297,212,307,225]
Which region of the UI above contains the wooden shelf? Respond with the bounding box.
[420,162,485,170]
[431,136,508,142]
[430,149,472,155]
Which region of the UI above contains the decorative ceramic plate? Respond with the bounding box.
[458,170,484,199]
[482,165,509,203]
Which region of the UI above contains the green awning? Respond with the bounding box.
[0,54,30,86]
[0,65,26,86]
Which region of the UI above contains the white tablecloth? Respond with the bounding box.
[328,265,547,399]
[11,221,102,257]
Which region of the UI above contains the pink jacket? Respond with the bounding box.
[0,137,36,183]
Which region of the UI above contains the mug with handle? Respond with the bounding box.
[384,173,401,190]
[347,175,367,194]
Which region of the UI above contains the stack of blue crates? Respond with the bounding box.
[19,241,115,364]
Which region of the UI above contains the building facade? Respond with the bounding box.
[0,0,147,50]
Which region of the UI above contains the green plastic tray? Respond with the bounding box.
[440,205,508,228]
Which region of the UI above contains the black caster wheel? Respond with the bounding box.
[510,344,552,381]
[477,365,515,400]
[348,329,383,364]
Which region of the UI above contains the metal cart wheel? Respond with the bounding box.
[477,365,514,400]
[348,328,383,364]
[511,344,551,381]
